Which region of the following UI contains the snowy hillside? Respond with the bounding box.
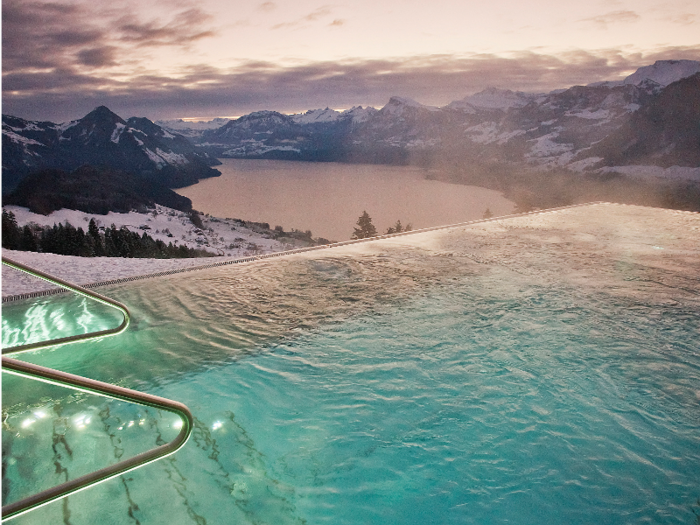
[3,204,314,258]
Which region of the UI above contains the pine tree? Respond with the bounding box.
[386,220,403,234]
[88,219,105,256]
[19,225,38,252]
[352,211,377,239]
[2,210,21,249]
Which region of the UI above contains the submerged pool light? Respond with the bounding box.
[1,257,194,521]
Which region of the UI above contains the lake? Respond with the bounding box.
[176,159,515,241]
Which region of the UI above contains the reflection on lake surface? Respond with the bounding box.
[176,159,515,240]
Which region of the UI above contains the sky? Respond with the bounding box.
[2,0,700,122]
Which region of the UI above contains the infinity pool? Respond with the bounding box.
[3,204,700,524]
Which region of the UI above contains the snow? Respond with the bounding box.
[340,106,378,123]
[127,129,145,147]
[587,80,625,88]
[496,130,527,144]
[3,204,295,255]
[144,148,166,168]
[221,144,301,156]
[464,122,525,145]
[156,118,231,131]
[142,147,190,169]
[2,249,220,297]
[6,204,698,301]
[449,88,535,110]
[447,103,476,114]
[525,130,573,160]
[156,118,231,140]
[564,109,611,120]
[464,122,502,144]
[55,120,79,134]
[154,148,188,166]
[4,121,45,133]
[404,138,441,149]
[160,129,177,139]
[291,108,340,124]
[623,60,700,88]
[3,131,43,147]
[2,204,309,297]
[567,156,604,172]
[382,97,440,114]
[23,122,44,132]
[290,106,378,125]
[110,123,126,144]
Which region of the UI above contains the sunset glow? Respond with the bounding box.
[3,0,699,121]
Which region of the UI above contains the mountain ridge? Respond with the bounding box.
[184,61,700,175]
[4,60,699,195]
[2,106,221,193]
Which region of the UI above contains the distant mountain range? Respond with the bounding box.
[3,60,699,203]
[158,60,700,176]
[2,106,221,193]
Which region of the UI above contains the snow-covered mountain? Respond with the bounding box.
[197,106,379,160]
[623,59,700,89]
[2,106,221,192]
[154,117,232,139]
[5,60,697,189]
[447,88,540,111]
[188,60,700,175]
[291,107,342,124]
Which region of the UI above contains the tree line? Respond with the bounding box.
[2,210,214,259]
[351,211,412,239]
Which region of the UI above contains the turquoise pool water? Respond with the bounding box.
[3,205,700,524]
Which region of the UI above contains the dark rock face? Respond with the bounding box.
[584,74,700,168]
[4,165,194,215]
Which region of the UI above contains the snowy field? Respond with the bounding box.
[2,204,306,297]
[3,204,298,255]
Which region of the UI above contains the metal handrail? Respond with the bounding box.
[1,258,194,521]
[2,257,130,355]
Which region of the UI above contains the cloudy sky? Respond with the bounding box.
[3,0,699,122]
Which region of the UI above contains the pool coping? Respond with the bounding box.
[3,201,697,303]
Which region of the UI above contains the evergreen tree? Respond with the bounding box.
[352,211,377,239]
[386,220,403,234]
[2,210,21,249]
[385,220,412,234]
[19,225,38,252]
[3,214,214,259]
[88,219,105,256]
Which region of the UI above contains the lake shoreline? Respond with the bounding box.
[177,159,515,241]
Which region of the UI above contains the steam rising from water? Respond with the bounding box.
[3,204,699,524]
